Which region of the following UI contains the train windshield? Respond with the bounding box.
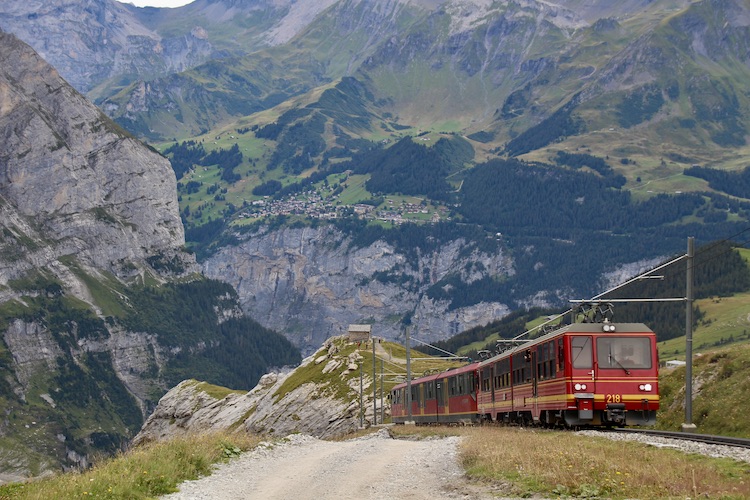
[596,337,652,370]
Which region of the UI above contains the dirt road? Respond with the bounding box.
[161,429,503,500]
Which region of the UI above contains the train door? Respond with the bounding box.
[570,335,596,420]
[418,384,425,417]
[436,378,445,423]
[530,349,539,421]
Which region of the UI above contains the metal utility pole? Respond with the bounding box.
[380,358,384,423]
[683,236,696,432]
[372,336,377,425]
[359,360,364,428]
[406,326,412,421]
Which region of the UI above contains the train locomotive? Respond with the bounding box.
[391,314,659,428]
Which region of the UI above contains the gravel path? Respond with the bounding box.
[161,429,502,500]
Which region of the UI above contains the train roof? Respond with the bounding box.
[391,361,480,391]
[477,322,654,368]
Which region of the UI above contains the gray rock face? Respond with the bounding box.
[0,30,194,281]
[203,225,514,354]
[0,0,213,93]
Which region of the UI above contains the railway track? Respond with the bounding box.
[613,428,750,449]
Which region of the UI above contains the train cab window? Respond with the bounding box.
[449,376,457,396]
[571,336,593,369]
[597,337,652,370]
[558,339,565,371]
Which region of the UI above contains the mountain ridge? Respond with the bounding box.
[0,31,301,478]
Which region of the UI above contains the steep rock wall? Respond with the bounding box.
[203,225,514,354]
[0,30,193,282]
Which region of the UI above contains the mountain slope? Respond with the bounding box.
[0,31,301,478]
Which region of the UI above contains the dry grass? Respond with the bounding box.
[458,427,750,499]
[389,425,750,498]
[0,431,261,500]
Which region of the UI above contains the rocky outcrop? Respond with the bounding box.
[202,225,514,354]
[0,30,195,282]
[134,336,377,445]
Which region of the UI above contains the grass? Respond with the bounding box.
[460,427,750,499]
[658,291,750,360]
[0,432,261,500]
[188,380,246,401]
[57,256,129,317]
[392,426,750,499]
[657,341,750,436]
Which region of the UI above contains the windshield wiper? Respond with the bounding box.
[609,353,631,375]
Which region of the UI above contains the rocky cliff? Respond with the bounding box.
[0,31,205,479]
[202,225,515,355]
[0,29,193,285]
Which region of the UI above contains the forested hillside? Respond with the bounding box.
[430,241,750,359]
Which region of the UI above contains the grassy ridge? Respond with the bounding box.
[0,432,261,500]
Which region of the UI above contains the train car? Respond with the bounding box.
[391,362,480,425]
[476,321,659,427]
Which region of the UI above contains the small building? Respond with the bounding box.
[347,324,372,343]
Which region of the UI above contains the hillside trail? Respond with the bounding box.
[160,429,515,500]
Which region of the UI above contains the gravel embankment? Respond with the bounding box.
[577,429,750,462]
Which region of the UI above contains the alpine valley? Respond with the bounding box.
[2,0,750,477]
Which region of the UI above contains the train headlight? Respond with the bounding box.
[602,324,616,332]
[639,384,652,392]
[574,383,587,391]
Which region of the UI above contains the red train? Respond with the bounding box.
[391,321,659,427]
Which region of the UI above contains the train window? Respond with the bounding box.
[547,341,556,378]
[449,376,457,396]
[597,337,652,369]
[482,369,491,392]
[571,336,593,369]
[558,338,565,371]
[495,359,509,388]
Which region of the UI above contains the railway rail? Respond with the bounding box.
[613,428,750,449]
